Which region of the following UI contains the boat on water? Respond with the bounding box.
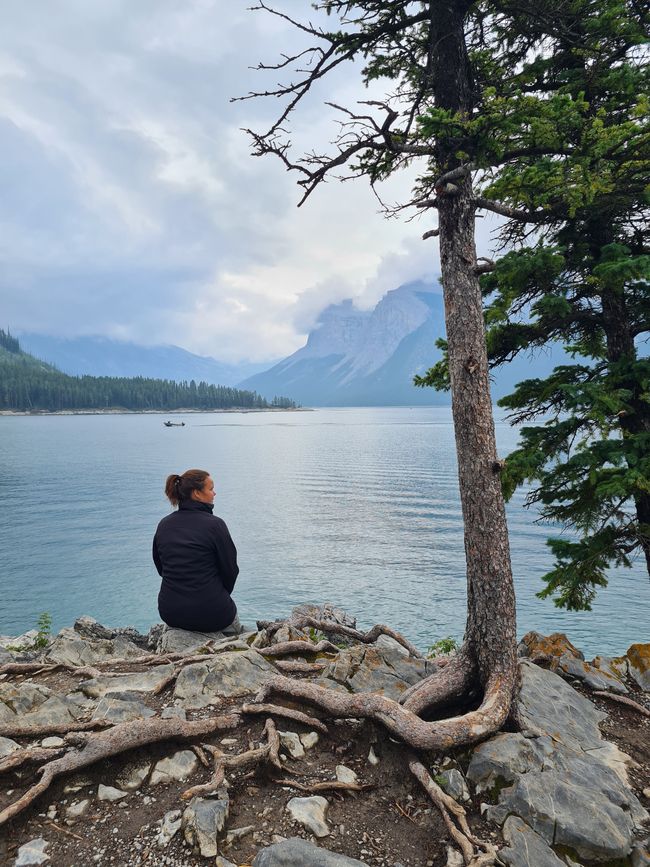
[163,421,185,427]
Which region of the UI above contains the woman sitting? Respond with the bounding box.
[153,468,242,634]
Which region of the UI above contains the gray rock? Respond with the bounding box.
[156,625,240,655]
[73,616,114,641]
[300,732,319,750]
[438,768,469,802]
[499,816,566,867]
[182,795,229,858]
[0,646,14,663]
[0,683,86,729]
[319,645,433,701]
[78,664,175,698]
[374,634,410,656]
[14,838,49,866]
[252,837,366,866]
[444,847,464,867]
[279,731,305,759]
[467,733,551,794]
[517,660,606,750]
[0,736,20,758]
[2,629,40,651]
[174,650,274,708]
[40,736,65,748]
[46,634,146,667]
[216,857,238,867]
[632,838,650,867]
[157,809,182,847]
[146,623,166,650]
[161,706,187,720]
[150,749,199,784]
[291,603,357,629]
[97,784,128,802]
[65,799,90,822]
[558,652,628,694]
[92,695,155,723]
[286,795,330,838]
[367,746,379,766]
[627,643,650,691]
[335,765,358,785]
[115,760,151,791]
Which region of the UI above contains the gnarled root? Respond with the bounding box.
[255,669,514,751]
[408,755,496,866]
[400,645,477,715]
[0,718,111,740]
[181,718,282,800]
[257,640,340,657]
[242,702,328,733]
[592,690,650,718]
[0,712,241,826]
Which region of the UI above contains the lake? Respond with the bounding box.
[1,407,647,657]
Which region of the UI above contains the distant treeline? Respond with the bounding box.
[0,330,296,412]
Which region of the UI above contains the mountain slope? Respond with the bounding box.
[17,334,272,386]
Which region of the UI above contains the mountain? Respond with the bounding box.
[239,280,568,406]
[17,333,272,386]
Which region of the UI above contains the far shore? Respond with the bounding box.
[0,406,312,416]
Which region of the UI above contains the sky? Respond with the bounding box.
[0,1,499,363]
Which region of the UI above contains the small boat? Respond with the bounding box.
[163,421,185,427]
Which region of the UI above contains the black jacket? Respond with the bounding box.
[153,499,239,632]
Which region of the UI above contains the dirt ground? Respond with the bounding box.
[0,668,648,867]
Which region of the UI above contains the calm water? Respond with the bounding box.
[1,407,648,657]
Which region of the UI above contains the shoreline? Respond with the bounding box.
[0,406,312,416]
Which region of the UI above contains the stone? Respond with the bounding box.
[182,795,229,858]
[73,616,114,641]
[92,695,156,723]
[40,736,65,748]
[279,731,305,759]
[518,631,584,661]
[367,746,379,766]
[286,795,330,838]
[467,733,550,794]
[97,784,128,802]
[150,750,199,784]
[1,629,40,651]
[156,625,245,655]
[627,643,650,691]
[0,736,20,758]
[157,809,182,847]
[319,644,434,700]
[291,602,357,629]
[14,838,50,866]
[374,634,410,656]
[499,816,566,867]
[438,768,469,802]
[216,858,238,867]
[0,683,86,729]
[300,732,319,750]
[78,664,175,698]
[631,838,650,867]
[516,660,606,750]
[445,849,464,867]
[224,825,255,846]
[557,652,628,694]
[161,706,186,720]
[115,760,151,791]
[173,650,274,708]
[65,799,90,822]
[47,633,146,668]
[252,837,366,866]
[335,765,358,785]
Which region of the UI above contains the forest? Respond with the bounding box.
[0,330,295,412]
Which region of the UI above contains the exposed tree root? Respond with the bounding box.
[408,755,496,866]
[0,746,67,775]
[181,719,282,800]
[400,646,477,715]
[0,712,241,826]
[241,702,329,733]
[254,670,513,751]
[257,640,340,657]
[273,777,373,794]
[592,690,650,718]
[0,719,111,740]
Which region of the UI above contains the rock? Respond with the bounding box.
[374,634,410,656]
[467,733,550,794]
[150,749,199,784]
[252,837,367,866]
[115,760,151,791]
[279,731,305,759]
[300,732,319,750]
[77,664,175,698]
[2,629,40,651]
[216,858,238,867]
[286,795,330,838]
[92,694,156,723]
[367,746,379,766]
[156,625,244,655]
[97,784,128,802]
[14,838,50,866]
[47,634,146,667]
[173,650,274,708]
[444,848,464,867]
[73,616,113,641]
[438,768,469,802]
[335,765,358,784]
[182,795,229,858]
[557,652,628,694]
[0,683,86,729]
[291,603,357,629]
[631,838,650,867]
[518,631,584,661]
[40,736,65,748]
[0,736,20,758]
[157,809,182,847]
[319,644,435,700]
[499,816,566,867]
[224,825,255,846]
[627,643,650,691]
[146,623,166,650]
[65,799,90,822]
[516,660,606,750]
[161,706,187,720]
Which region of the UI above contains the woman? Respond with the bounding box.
[153,469,242,634]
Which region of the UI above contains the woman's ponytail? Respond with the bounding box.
[164,470,209,507]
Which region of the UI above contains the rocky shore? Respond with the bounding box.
[0,606,648,867]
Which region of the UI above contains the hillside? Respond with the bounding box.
[0,331,294,412]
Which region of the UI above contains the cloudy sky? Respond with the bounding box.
[1,1,497,363]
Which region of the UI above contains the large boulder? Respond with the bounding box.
[76,664,176,699]
[318,644,433,700]
[0,682,87,729]
[627,643,650,691]
[173,649,275,708]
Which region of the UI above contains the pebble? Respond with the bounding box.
[368,746,379,765]
[40,736,65,748]
[98,784,128,802]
